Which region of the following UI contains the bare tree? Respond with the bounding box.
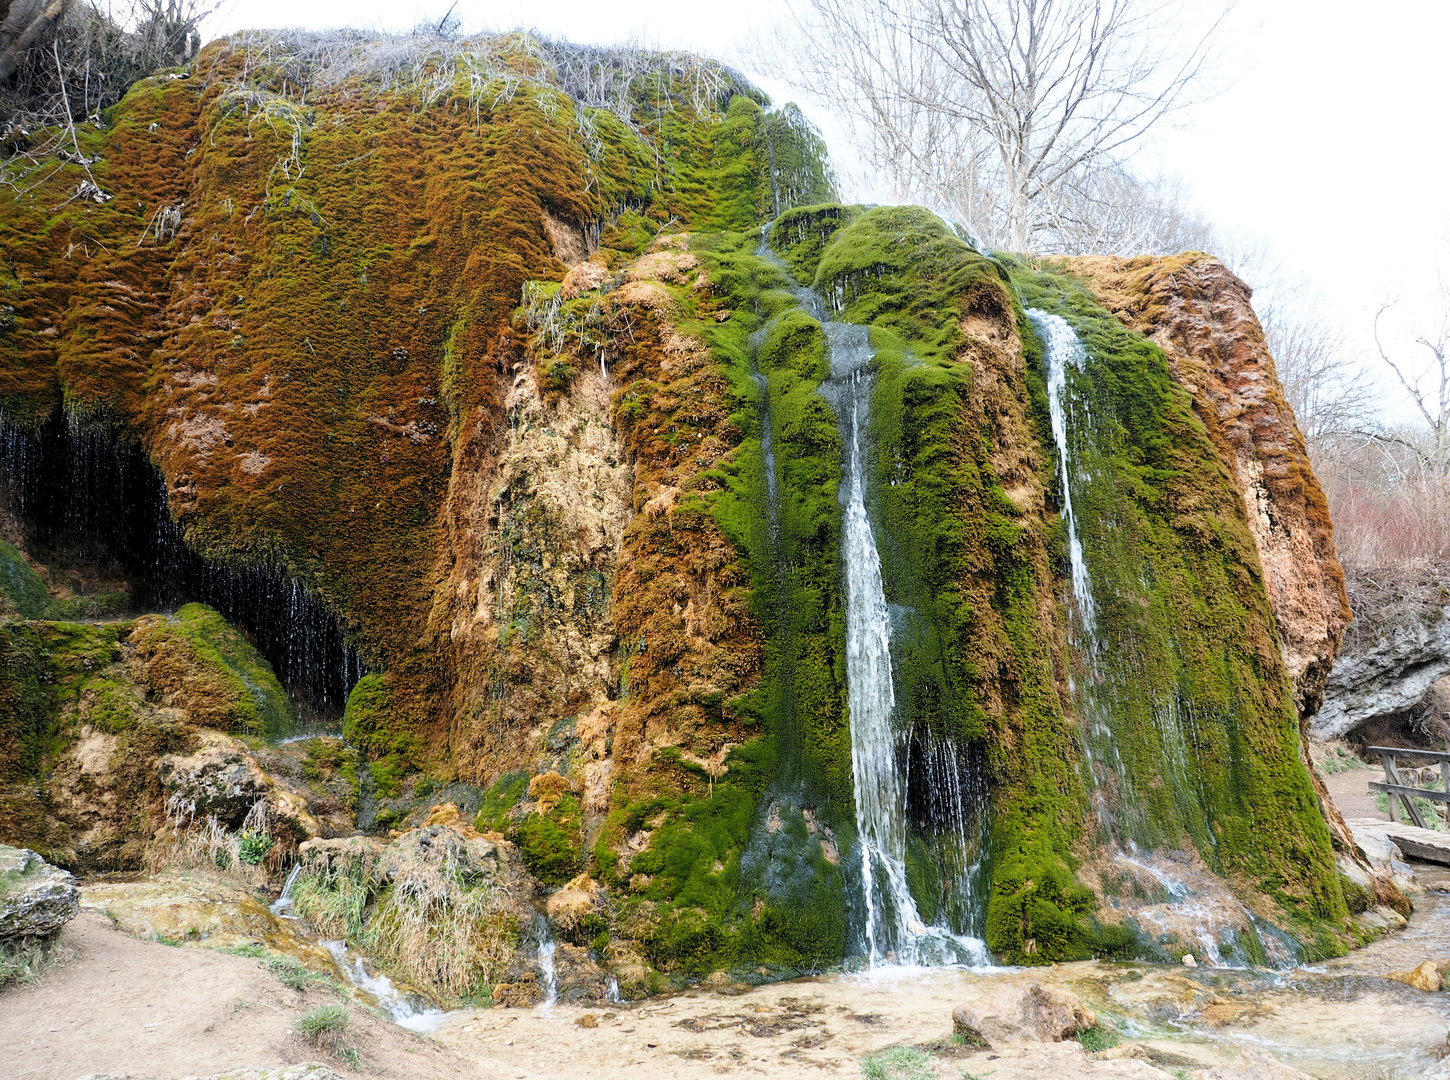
[764,0,1227,252]
[1262,294,1373,467]
[1372,286,1450,477]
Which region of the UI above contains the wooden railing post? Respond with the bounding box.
[1383,751,1400,823]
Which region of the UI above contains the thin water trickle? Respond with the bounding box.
[1031,309,1096,635]
[536,919,558,1009]
[828,322,986,968]
[269,863,303,917]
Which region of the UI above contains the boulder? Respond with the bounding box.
[156,731,272,828]
[1385,959,1443,991]
[1193,1047,1317,1079]
[1349,825,1403,868]
[952,981,1096,1047]
[0,844,79,941]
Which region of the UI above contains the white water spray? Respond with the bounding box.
[536,921,558,1009]
[830,323,985,968]
[1031,310,1096,633]
[269,863,303,917]
[323,939,448,1033]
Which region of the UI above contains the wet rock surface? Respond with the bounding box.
[0,843,79,940]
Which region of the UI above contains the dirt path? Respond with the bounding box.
[1321,762,1388,823]
[0,912,492,1080]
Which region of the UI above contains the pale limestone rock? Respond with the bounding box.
[1193,1047,1318,1079]
[0,844,79,940]
[952,981,1096,1047]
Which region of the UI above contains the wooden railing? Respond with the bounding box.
[1367,745,1450,829]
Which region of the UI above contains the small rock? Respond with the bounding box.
[1182,953,1197,967]
[1385,959,1442,992]
[577,1013,599,1028]
[155,733,272,828]
[952,981,1096,1048]
[0,845,79,941]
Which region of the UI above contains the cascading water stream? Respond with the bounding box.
[269,863,303,917]
[1031,310,1096,636]
[828,322,986,968]
[534,916,558,1009]
[1032,308,1242,957]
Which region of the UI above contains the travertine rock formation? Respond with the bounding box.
[1065,255,1351,717]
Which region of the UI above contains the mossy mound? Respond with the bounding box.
[1008,263,1348,948]
[129,603,295,740]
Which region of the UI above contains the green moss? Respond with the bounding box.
[342,673,419,798]
[518,794,583,886]
[1009,263,1349,947]
[0,620,131,781]
[152,604,295,740]
[474,770,530,833]
[0,542,52,620]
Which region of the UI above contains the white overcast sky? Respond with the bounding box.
[203,0,1450,418]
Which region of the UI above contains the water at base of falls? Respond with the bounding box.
[322,940,450,1033]
[828,321,987,968]
[536,919,559,1009]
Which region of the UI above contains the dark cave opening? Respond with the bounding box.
[0,413,363,713]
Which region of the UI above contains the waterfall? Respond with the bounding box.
[1031,310,1096,636]
[270,863,304,916]
[1031,307,1210,874]
[536,919,558,1008]
[828,323,986,967]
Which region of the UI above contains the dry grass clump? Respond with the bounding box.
[293,1003,350,1052]
[144,795,274,883]
[290,827,514,1002]
[200,29,754,126]
[0,935,75,990]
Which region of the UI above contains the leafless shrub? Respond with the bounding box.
[2,0,208,131]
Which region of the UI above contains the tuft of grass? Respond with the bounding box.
[1076,1026,1120,1052]
[266,955,319,990]
[294,1004,351,1053]
[860,1046,937,1080]
[219,943,268,958]
[0,937,75,990]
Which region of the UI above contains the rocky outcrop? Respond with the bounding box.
[0,844,79,940]
[1064,255,1350,718]
[156,731,274,827]
[952,981,1097,1047]
[1312,577,1450,740]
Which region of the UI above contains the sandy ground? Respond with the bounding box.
[1322,761,1389,823]
[0,912,494,1080]
[434,970,1212,1080]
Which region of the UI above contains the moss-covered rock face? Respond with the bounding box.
[1008,265,1348,951]
[0,31,1358,980]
